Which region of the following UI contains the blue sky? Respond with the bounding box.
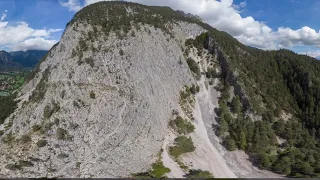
[235,0,320,30]
[1,0,320,58]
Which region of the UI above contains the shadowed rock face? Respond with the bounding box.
[204,36,251,110]
[0,2,205,177]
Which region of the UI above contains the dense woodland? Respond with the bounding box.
[192,30,320,177]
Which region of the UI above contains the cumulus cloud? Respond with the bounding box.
[59,0,320,52]
[1,10,7,21]
[300,50,320,58]
[60,0,83,11]
[0,10,62,51]
[11,38,58,51]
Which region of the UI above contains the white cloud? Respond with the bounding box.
[60,0,320,52]
[233,1,247,11]
[11,38,58,51]
[60,0,83,12]
[0,10,62,51]
[0,21,62,46]
[1,10,7,21]
[300,50,320,58]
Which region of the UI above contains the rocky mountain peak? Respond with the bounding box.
[2,1,318,179]
[0,1,208,178]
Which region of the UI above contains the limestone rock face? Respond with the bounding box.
[0,2,205,177]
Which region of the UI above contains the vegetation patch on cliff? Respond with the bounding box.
[132,150,170,178]
[169,136,195,159]
[169,116,195,135]
[179,85,198,120]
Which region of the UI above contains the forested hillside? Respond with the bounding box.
[193,29,320,177]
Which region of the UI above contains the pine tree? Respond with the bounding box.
[231,95,242,114]
[253,127,262,153]
[239,131,247,150]
[218,112,229,136]
[225,136,237,151]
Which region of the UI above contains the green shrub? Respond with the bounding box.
[187,58,200,77]
[5,163,21,171]
[206,67,218,79]
[176,159,188,170]
[189,84,199,94]
[54,118,60,126]
[2,132,15,143]
[77,59,83,65]
[90,91,96,99]
[36,139,47,148]
[38,122,54,135]
[73,100,80,108]
[132,172,153,178]
[56,128,68,140]
[180,88,191,100]
[60,90,66,99]
[149,160,171,178]
[57,153,69,159]
[43,102,60,119]
[43,105,52,119]
[169,136,195,158]
[18,160,33,167]
[20,134,31,143]
[70,122,79,129]
[4,119,13,130]
[225,136,237,151]
[131,31,136,37]
[32,124,41,132]
[71,49,77,58]
[119,49,124,56]
[169,116,195,135]
[132,161,170,178]
[185,169,214,178]
[85,57,94,68]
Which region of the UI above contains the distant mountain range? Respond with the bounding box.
[0,50,47,70]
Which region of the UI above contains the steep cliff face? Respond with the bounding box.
[204,37,251,109]
[204,36,262,120]
[0,2,206,177]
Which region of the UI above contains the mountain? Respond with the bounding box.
[176,10,202,21]
[0,50,47,71]
[10,50,48,67]
[1,1,320,178]
[0,51,21,70]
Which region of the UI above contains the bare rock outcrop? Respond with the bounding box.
[0,3,205,178]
